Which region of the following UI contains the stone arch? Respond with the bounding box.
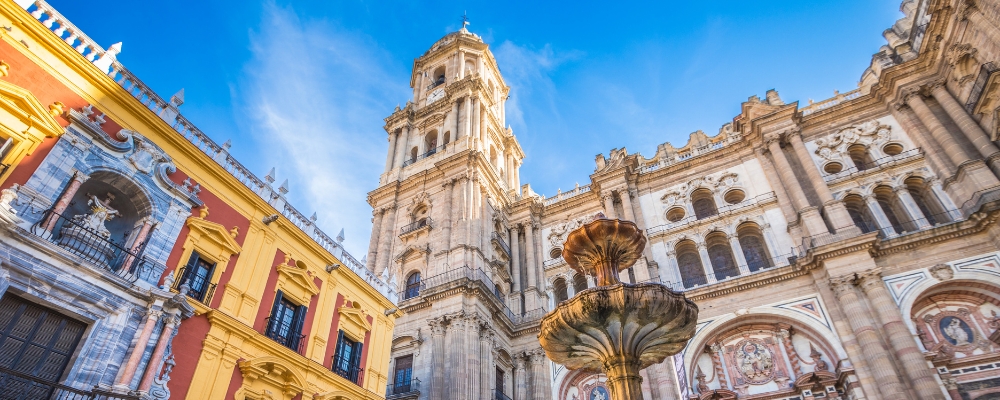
[736,221,772,272]
[675,239,707,288]
[683,310,849,397]
[895,260,1000,335]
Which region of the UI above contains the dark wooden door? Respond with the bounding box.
[0,295,86,381]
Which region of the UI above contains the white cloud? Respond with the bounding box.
[235,2,408,256]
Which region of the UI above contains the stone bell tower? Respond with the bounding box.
[365,22,547,400]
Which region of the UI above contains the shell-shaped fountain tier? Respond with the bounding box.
[538,283,698,372]
[562,219,646,287]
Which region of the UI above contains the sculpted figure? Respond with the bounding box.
[943,318,971,346]
[74,193,120,237]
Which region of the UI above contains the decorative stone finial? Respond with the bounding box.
[0,60,9,77]
[48,101,65,117]
[229,226,239,239]
[199,206,209,219]
[170,88,185,107]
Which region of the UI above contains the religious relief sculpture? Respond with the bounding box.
[812,120,893,162]
[72,193,120,237]
[940,316,974,346]
[734,339,775,384]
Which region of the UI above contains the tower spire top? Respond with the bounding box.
[460,11,470,32]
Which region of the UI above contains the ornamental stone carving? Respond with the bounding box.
[929,263,954,281]
[813,120,892,162]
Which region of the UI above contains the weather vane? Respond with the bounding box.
[461,11,470,30]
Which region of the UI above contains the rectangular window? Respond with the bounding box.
[391,354,413,394]
[496,368,506,399]
[332,330,363,385]
[177,251,216,303]
[264,291,306,353]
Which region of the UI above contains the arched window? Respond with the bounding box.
[424,131,438,154]
[443,131,451,145]
[844,194,875,233]
[905,177,947,225]
[553,278,568,303]
[409,147,418,163]
[706,232,739,281]
[573,273,587,293]
[432,66,446,86]
[874,185,906,233]
[404,272,421,300]
[691,189,718,220]
[848,144,874,171]
[675,240,706,288]
[737,223,772,272]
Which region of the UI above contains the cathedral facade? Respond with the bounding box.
[370,1,1000,399]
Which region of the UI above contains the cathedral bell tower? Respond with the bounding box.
[364,22,536,399]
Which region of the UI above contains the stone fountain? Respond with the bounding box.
[539,219,699,400]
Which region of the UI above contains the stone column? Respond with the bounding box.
[696,242,717,283]
[728,234,751,275]
[619,188,637,221]
[393,125,410,169]
[138,314,180,392]
[929,83,1000,176]
[458,51,466,79]
[765,134,827,237]
[510,226,522,292]
[894,187,931,229]
[384,130,398,172]
[514,355,528,400]
[857,270,944,399]
[467,317,480,399]
[115,309,162,389]
[463,97,473,144]
[653,360,679,400]
[929,180,963,221]
[829,275,908,400]
[122,218,155,271]
[864,195,897,237]
[760,224,784,265]
[664,250,682,288]
[892,104,955,175]
[603,193,617,219]
[365,209,384,272]
[756,148,800,225]
[530,350,549,400]
[480,329,493,400]
[787,130,858,234]
[430,319,447,399]
[905,92,974,169]
[448,317,467,398]
[442,180,455,257]
[525,222,539,310]
[43,171,89,233]
[375,206,397,275]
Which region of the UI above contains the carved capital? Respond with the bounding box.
[856,268,885,293]
[829,275,856,299]
[71,170,91,184]
[926,79,947,93]
[900,87,923,104]
[763,132,783,146]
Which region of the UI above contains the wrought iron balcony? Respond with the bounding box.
[387,377,420,398]
[401,144,448,167]
[0,364,139,399]
[495,389,513,400]
[171,266,218,305]
[27,208,160,283]
[332,357,364,386]
[400,218,432,236]
[262,317,306,354]
[491,232,510,257]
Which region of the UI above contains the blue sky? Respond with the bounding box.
[47,0,902,255]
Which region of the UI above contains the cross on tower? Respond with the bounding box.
[461,12,470,30]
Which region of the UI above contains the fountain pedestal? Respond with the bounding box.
[538,219,699,400]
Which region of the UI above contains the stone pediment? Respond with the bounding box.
[0,80,63,138]
[185,215,242,261]
[338,301,371,340]
[395,244,430,263]
[274,254,320,305]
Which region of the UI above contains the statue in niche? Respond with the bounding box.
[590,386,609,400]
[73,193,120,237]
[940,316,974,346]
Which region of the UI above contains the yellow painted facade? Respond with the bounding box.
[0,1,399,399]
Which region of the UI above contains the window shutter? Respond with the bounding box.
[352,341,364,370]
[334,330,345,365]
[290,305,307,351]
[266,291,284,336]
[178,252,201,288]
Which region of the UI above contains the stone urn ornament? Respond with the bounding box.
[539,218,699,400]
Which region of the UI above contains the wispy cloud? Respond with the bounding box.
[494,41,582,136]
[235,2,407,256]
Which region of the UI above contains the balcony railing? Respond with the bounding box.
[400,218,432,236]
[171,266,218,305]
[417,265,544,326]
[387,377,420,397]
[262,318,306,354]
[491,232,511,256]
[332,358,364,386]
[0,364,139,399]
[822,148,923,182]
[664,252,797,291]
[495,389,513,400]
[27,208,160,283]
[401,144,448,167]
[646,192,777,237]
[403,282,420,300]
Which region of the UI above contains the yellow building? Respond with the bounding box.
[0,1,400,399]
